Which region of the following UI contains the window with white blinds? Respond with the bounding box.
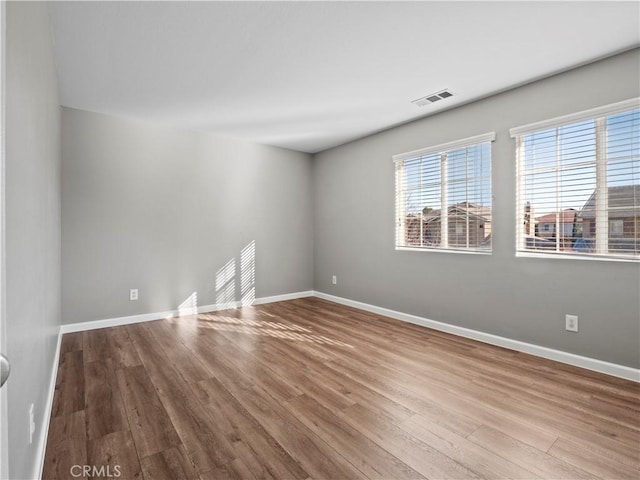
[394,133,494,253]
[512,99,640,260]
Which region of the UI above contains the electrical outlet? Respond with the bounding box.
[332,275,337,285]
[565,314,578,332]
[129,289,138,301]
[28,403,35,444]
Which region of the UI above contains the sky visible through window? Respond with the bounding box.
[403,143,491,214]
[521,109,639,216]
[401,110,638,218]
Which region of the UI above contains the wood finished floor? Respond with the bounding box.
[44,297,640,480]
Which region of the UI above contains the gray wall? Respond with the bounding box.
[62,108,313,325]
[313,49,640,369]
[5,2,61,479]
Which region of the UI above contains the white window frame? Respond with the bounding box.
[393,132,495,254]
[511,98,640,261]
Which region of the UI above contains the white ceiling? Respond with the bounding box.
[48,1,640,153]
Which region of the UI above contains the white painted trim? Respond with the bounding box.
[516,250,639,263]
[313,291,640,383]
[60,309,177,334]
[59,290,315,333]
[509,97,640,137]
[392,132,495,162]
[253,291,314,305]
[0,1,7,478]
[396,246,492,256]
[36,329,62,480]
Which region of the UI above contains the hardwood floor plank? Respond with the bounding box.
[223,425,307,480]
[196,373,365,480]
[285,394,426,479]
[333,402,482,479]
[230,440,277,480]
[42,410,87,480]
[549,436,640,478]
[142,320,213,384]
[263,341,416,424]
[127,323,237,474]
[116,364,182,458]
[105,327,142,369]
[200,458,257,480]
[467,425,596,479]
[221,336,357,412]
[51,350,84,417]
[85,358,127,440]
[399,413,541,479]
[59,332,83,362]
[83,328,110,364]
[465,364,640,448]
[191,318,367,480]
[193,376,310,480]
[214,342,304,403]
[87,430,143,480]
[139,446,200,480]
[166,314,230,348]
[326,355,559,451]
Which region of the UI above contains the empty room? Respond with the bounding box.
[1,1,639,479]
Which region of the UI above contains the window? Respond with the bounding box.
[394,133,494,253]
[512,99,639,260]
[610,219,624,237]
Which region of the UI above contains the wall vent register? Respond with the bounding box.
[411,89,453,107]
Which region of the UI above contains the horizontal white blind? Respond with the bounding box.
[515,106,639,259]
[509,98,639,138]
[393,132,495,162]
[395,135,493,253]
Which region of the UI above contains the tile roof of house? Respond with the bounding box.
[422,202,491,223]
[536,209,579,224]
[578,185,640,219]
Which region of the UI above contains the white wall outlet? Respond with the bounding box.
[565,314,578,332]
[129,289,138,301]
[332,275,337,285]
[28,403,35,444]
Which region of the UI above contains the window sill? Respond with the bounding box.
[396,246,492,255]
[516,251,640,263]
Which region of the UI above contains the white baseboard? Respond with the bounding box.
[36,329,62,479]
[313,291,640,382]
[59,290,315,334]
[253,291,315,305]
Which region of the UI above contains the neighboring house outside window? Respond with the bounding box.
[579,185,639,251]
[534,209,580,251]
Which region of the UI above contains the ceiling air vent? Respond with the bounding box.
[411,89,453,107]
